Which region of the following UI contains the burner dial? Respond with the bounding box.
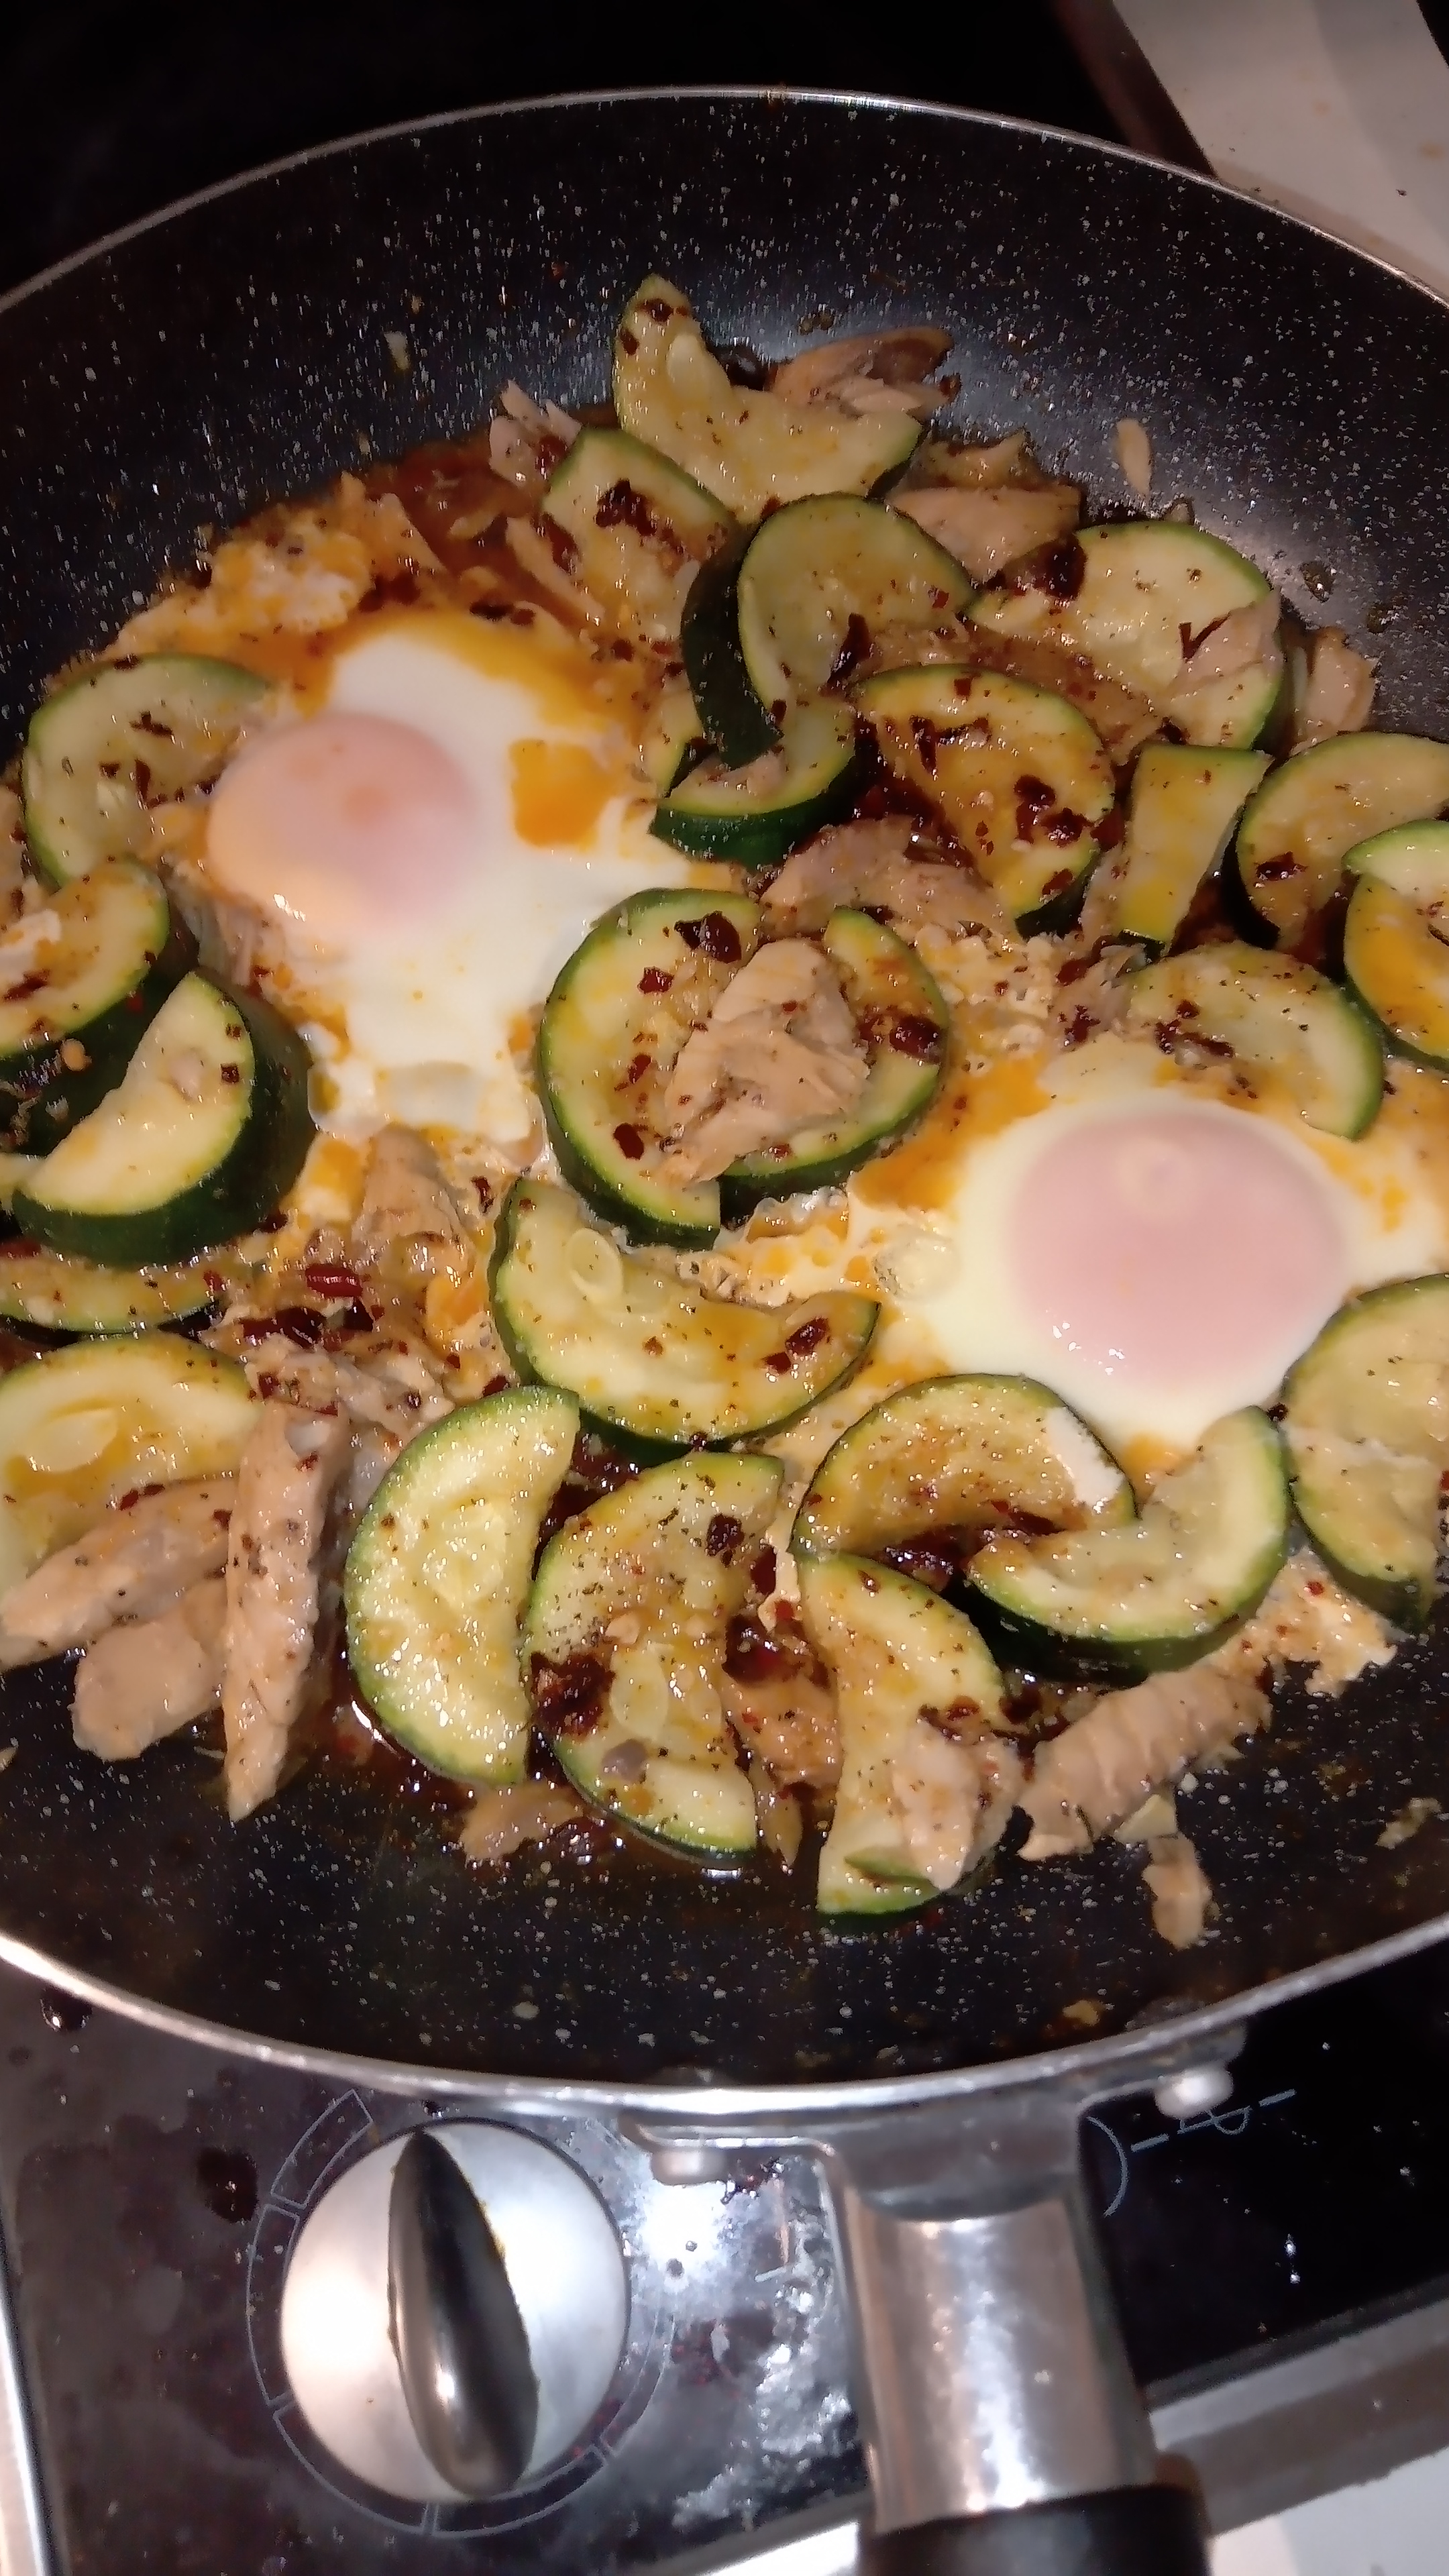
[279,2120,629,2504]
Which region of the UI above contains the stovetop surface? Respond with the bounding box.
[3,1939,1449,2574]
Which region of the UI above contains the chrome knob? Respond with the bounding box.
[280,2121,629,2504]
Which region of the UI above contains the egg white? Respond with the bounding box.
[204,612,699,1152]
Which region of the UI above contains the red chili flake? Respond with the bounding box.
[879,1536,960,1593]
[530,1650,611,1735]
[1015,773,1054,811]
[535,434,566,477]
[1257,855,1301,882]
[334,1301,376,1336]
[1096,803,1126,850]
[1063,1005,1095,1046]
[706,1513,743,1560]
[639,967,673,994]
[1040,869,1074,900]
[1305,1580,1326,1597]
[889,1014,943,1060]
[618,326,639,355]
[305,1262,366,1299]
[829,612,872,686]
[484,1373,511,1396]
[641,298,676,324]
[751,1544,777,1595]
[789,1317,829,1356]
[1042,808,1086,846]
[472,1175,494,1210]
[470,600,511,621]
[921,1697,982,1739]
[724,1613,788,1683]
[677,911,743,963]
[613,1122,645,1160]
[910,715,941,775]
[133,758,152,802]
[257,1372,280,1399]
[1038,537,1086,600]
[623,1052,652,1085]
[596,478,659,539]
[274,1306,327,1348]
[219,1062,241,1085]
[540,514,580,575]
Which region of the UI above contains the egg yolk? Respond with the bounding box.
[1010,1102,1347,1392]
[206,711,476,936]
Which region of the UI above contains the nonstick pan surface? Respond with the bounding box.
[1,90,1448,2097]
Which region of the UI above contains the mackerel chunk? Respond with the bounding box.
[72,1576,225,1760]
[0,1478,235,1663]
[1019,1666,1268,1860]
[222,1405,349,1821]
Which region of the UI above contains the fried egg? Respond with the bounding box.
[203,609,698,1151]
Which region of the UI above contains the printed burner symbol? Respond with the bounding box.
[245,2096,665,2538]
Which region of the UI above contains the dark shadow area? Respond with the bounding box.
[0,1,1114,297]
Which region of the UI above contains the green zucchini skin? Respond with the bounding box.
[13,975,314,1265]
[650,698,860,865]
[682,533,781,767]
[1283,1275,1449,1626]
[1342,822,1449,1072]
[0,1330,256,1595]
[718,909,949,1216]
[489,1177,877,1461]
[792,1373,1134,1564]
[798,1554,1014,1918]
[23,655,268,885]
[525,1448,782,1858]
[345,1387,581,1784]
[853,663,1114,932]
[536,887,763,1247]
[0,867,197,1154]
[1122,942,1383,1139]
[967,1407,1289,1680]
[1233,733,1449,946]
[0,1244,217,1335]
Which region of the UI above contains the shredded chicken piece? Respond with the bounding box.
[893,481,1081,582]
[722,1665,842,1790]
[458,1780,584,1862]
[114,478,439,657]
[1019,1666,1269,1859]
[487,382,582,495]
[1208,1548,1394,1697]
[356,1126,475,1269]
[0,1479,236,1664]
[1286,625,1377,751]
[1114,418,1152,498]
[1174,592,1281,690]
[912,430,1033,490]
[1140,1832,1212,1947]
[1045,938,1146,1046]
[747,1754,805,1866]
[888,1722,1023,1890]
[772,326,951,421]
[1377,1796,1441,1851]
[661,940,867,1181]
[764,819,1016,943]
[72,1578,225,1760]
[221,1406,350,1821]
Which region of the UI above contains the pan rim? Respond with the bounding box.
[3,82,1448,327]
[3,80,1448,2116]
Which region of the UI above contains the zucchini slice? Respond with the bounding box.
[1283,1276,1449,1625]
[639,680,708,797]
[537,887,764,1248]
[1234,734,1449,945]
[854,663,1114,930]
[0,1332,254,1595]
[524,1448,782,1855]
[0,861,197,1153]
[971,521,1278,747]
[684,496,971,764]
[1342,822,1449,1070]
[344,1387,580,1784]
[1122,943,1383,1138]
[542,427,735,645]
[23,655,268,885]
[720,908,949,1213]
[793,1373,1133,1564]
[490,1179,877,1458]
[613,276,922,521]
[0,1245,217,1334]
[797,1554,1016,1917]
[13,973,313,1266]
[651,697,859,865]
[1109,744,1270,951]
[967,1407,1289,1679]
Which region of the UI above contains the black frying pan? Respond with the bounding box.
[1,91,1448,2571]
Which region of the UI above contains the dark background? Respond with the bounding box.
[0,3,1118,299]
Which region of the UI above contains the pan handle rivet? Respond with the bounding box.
[1151,2062,1235,2121]
[647,2143,732,2186]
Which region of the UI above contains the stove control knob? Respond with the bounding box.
[280,2122,629,2504]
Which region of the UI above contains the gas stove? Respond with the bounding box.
[1,1943,1448,2573]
